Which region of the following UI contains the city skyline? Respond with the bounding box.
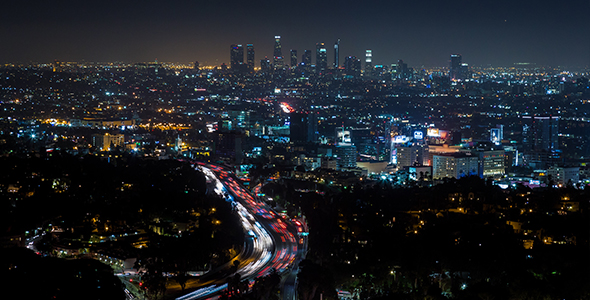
[1,0,588,67]
[1,9,589,296]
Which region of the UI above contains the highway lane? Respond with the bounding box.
[176,162,302,300]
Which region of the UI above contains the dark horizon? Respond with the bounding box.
[1,0,589,68]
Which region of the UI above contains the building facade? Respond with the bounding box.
[433,153,479,179]
[316,42,327,74]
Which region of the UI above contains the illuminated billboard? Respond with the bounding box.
[336,128,351,144]
[490,128,501,145]
[427,128,440,137]
[391,148,397,164]
[413,130,424,140]
[392,135,409,143]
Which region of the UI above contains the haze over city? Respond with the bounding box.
[1,0,589,67]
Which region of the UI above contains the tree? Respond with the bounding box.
[250,269,281,300]
[174,272,189,292]
[298,260,337,300]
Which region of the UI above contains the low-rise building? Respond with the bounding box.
[547,166,579,186]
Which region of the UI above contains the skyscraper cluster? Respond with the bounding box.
[229,36,361,76]
[227,37,477,84]
[230,43,255,73]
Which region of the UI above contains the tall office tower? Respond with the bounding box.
[390,62,398,78]
[397,59,408,79]
[364,49,373,77]
[214,131,243,164]
[230,44,244,71]
[307,112,318,142]
[333,39,340,68]
[301,50,312,73]
[260,56,271,73]
[336,144,357,169]
[460,63,470,80]
[246,44,255,72]
[273,36,284,69]
[344,56,361,77]
[290,112,318,143]
[290,112,309,143]
[316,42,327,74]
[302,50,312,65]
[522,116,559,152]
[522,115,559,168]
[290,49,297,68]
[450,54,462,81]
[193,61,200,71]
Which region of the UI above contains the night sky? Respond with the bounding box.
[1,0,589,67]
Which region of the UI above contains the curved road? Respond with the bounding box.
[175,162,305,300]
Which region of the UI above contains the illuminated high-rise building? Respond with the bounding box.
[344,56,361,77]
[289,112,318,144]
[246,44,255,72]
[461,63,470,80]
[302,50,312,65]
[260,56,271,73]
[523,116,559,152]
[397,59,408,79]
[273,36,284,69]
[364,49,373,77]
[333,39,340,68]
[290,49,297,68]
[337,144,357,169]
[522,115,559,168]
[315,42,327,74]
[301,50,312,73]
[450,54,462,80]
[290,113,308,144]
[230,44,244,71]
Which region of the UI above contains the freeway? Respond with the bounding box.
[176,162,304,300]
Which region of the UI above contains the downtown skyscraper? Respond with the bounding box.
[344,56,361,77]
[230,44,244,71]
[273,36,284,69]
[334,39,340,68]
[450,54,462,81]
[246,44,255,72]
[316,42,327,74]
[290,49,297,68]
[364,49,373,78]
[301,50,312,73]
[523,116,559,153]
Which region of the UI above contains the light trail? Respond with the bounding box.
[177,162,299,300]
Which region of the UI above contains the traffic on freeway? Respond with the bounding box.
[176,162,304,300]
